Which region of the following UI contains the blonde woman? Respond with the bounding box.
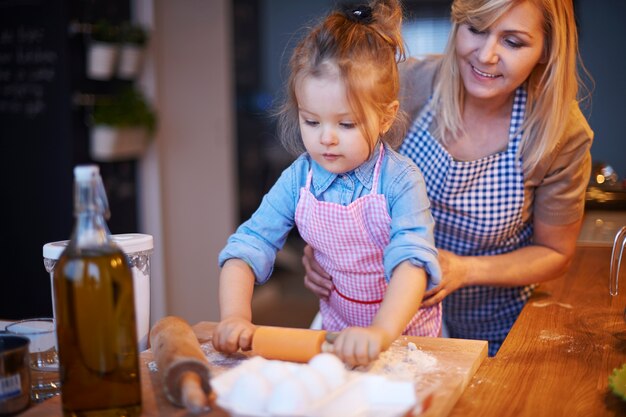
[303,0,593,356]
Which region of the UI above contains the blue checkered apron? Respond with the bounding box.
[399,87,534,356]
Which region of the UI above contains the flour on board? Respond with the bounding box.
[365,340,438,381]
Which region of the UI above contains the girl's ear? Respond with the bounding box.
[381,100,399,134]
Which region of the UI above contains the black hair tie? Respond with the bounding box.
[341,3,374,24]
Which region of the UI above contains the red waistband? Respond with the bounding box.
[334,287,383,305]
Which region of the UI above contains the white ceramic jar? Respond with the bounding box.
[43,233,153,351]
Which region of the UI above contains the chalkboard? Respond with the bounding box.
[0,0,73,319]
[0,0,135,319]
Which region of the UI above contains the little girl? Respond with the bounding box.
[213,0,441,366]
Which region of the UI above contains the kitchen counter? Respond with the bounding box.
[17,324,487,417]
[15,247,626,416]
[449,246,626,416]
[578,210,626,246]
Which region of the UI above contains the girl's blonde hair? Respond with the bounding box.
[433,0,587,171]
[277,0,407,157]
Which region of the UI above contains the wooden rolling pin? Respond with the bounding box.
[252,326,336,363]
[150,316,212,413]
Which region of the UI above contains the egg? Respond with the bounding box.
[259,359,295,384]
[226,371,271,414]
[308,353,347,389]
[266,376,310,416]
[294,365,330,401]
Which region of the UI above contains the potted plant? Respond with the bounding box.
[90,88,157,162]
[117,23,149,80]
[87,20,121,80]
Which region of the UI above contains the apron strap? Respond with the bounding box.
[370,142,385,195]
[507,87,527,154]
[304,168,313,190]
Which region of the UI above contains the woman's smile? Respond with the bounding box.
[471,65,500,79]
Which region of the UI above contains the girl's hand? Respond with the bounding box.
[212,317,256,353]
[332,326,393,367]
[302,244,333,300]
[422,249,468,307]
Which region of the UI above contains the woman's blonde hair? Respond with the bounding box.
[277,0,407,157]
[433,0,587,170]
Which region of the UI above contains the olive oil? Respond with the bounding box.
[54,249,141,416]
[53,166,141,417]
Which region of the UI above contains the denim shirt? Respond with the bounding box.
[219,143,441,290]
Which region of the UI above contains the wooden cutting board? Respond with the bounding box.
[19,321,487,417]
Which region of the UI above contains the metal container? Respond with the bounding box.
[0,335,31,415]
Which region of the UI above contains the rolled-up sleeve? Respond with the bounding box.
[383,159,441,290]
[531,105,593,225]
[218,160,303,284]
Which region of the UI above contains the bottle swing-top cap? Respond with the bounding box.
[72,164,110,219]
[73,165,100,181]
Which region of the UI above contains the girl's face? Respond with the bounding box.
[455,0,546,104]
[296,71,378,174]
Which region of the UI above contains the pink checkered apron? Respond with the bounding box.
[295,144,441,336]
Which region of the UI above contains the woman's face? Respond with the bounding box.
[455,0,546,104]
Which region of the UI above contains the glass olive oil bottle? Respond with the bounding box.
[53,165,141,417]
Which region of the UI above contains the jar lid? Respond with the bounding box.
[43,233,154,260]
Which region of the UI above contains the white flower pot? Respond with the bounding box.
[90,125,149,162]
[117,44,144,79]
[87,42,119,80]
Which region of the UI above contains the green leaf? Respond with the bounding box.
[90,20,121,43]
[119,22,149,46]
[92,88,157,135]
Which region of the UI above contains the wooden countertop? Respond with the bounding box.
[17,246,626,416]
[449,246,626,416]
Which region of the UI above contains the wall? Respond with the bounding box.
[577,0,626,179]
[261,0,334,96]
[145,0,236,324]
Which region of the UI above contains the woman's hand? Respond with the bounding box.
[332,326,393,367]
[212,317,256,354]
[422,249,468,307]
[302,244,333,300]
